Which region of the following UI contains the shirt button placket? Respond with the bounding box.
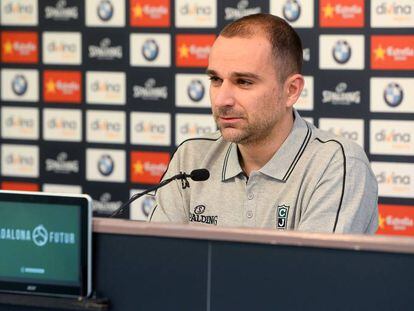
[245,176,256,227]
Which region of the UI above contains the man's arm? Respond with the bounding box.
[298,149,378,234]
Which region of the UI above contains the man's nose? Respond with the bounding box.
[212,80,235,107]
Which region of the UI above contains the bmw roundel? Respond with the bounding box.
[187,79,205,102]
[383,82,404,107]
[142,39,159,62]
[283,0,301,22]
[332,40,352,64]
[12,74,28,96]
[98,154,114,176]
[97,0,114,21]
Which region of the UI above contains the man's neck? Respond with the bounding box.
[238,112,294,177]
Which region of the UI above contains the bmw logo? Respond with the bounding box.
[187,80,205,102]
[141,196,156,217]
[383,82,404,107]
[12,74,28,96]
[142,39,159,61]
[97,0,114,22]
[332,40,352,64]
[283,0,301,22]
[98,154,114,176]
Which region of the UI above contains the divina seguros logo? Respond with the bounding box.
[0,224,75,246]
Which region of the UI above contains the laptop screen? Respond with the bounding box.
[0,191,92,297]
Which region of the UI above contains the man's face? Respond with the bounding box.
[207,35,289,145]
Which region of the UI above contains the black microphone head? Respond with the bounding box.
[190,169,210,181]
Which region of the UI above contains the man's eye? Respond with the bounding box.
[209,76,222,84]
[237,79,252,86]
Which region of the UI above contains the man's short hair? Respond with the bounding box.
[220,13,303,83]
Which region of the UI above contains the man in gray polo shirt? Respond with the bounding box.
[150,13,378,234]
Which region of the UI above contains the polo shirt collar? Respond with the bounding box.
[221,110,312,182]
[221,142,243,181]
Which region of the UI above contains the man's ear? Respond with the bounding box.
[284,74,304,108]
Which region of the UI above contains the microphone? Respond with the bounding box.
[110,169,210,218]
[180,169,210,182]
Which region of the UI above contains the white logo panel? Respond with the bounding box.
[372,162,414,198]
[175,74,211,108]
[1,144,39,177]
[175,113,216,146]
[318,118,364,148]
[86,71,126,105]
[1,69,39,102]
[86,148,126,182]
[270,0,314,28]
[85,0,125,27]
[319,35,364,70]
[130,112,171,146]
[1,107,39,140]
[43,108,82,142]
[129,189,156,221]
[371,0,414,28]
[1,0,38,25]
[86,110,126,144]
[42,184,82,194]
[295,75,314,111]
[130,33,171,67]
[370,78,414,113]
[175,0,217,28]
[370,120,414,156]
[42,31,82,65]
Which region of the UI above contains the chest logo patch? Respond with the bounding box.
[189,205,218,225]
[277,204,289,229]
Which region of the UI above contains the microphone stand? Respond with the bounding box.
[110,173,187,218]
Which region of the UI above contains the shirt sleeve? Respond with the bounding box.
[298,149,379,234]
[148,149,189,224]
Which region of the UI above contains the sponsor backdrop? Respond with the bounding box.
[0,0,413,235]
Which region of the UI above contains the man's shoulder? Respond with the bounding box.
[310,126,369,163]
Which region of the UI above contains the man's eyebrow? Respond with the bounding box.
[205,69,217,76]
[205,69,261,80]
[231,72,261,80]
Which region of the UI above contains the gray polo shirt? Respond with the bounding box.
[150,110,378,234]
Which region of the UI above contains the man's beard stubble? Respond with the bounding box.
[213,106,279,146]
